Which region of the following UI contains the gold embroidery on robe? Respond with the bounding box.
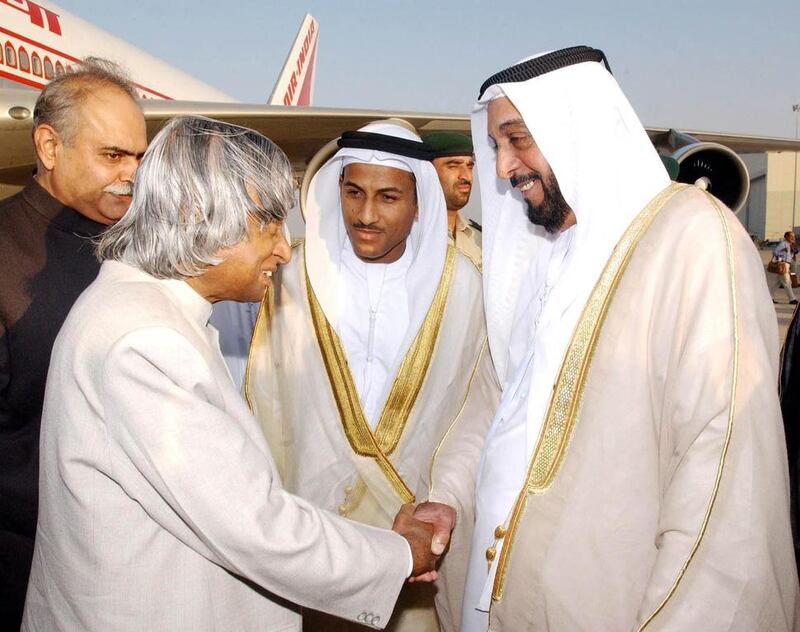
[307,245,457,504]
[493,183,684,602]
[244,285,273,408]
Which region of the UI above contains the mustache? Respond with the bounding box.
[352,221,382,231]
[509,172,541,188]
[103,182,133,196]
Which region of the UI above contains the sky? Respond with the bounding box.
[51,0,800,138]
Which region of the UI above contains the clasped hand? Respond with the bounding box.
[391,502,456,583]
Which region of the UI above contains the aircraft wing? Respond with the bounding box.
[0,91,469,186]
[2,89,799,193]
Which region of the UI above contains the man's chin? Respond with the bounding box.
[352,246,383,262]
[525,201,568,235]
[99,199,132,222]
[452,192,470,208]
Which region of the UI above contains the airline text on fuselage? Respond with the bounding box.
[1,0,62,35]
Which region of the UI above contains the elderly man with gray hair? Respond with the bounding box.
[0,56,146,630]
[22,116,438,632]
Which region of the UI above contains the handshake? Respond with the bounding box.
[391,502,456,582]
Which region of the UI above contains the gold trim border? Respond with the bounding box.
[306,245,457,504]
[243,282,275,410]
[375,245,456,451]
[636,191,739,629]
[493,183,684,601]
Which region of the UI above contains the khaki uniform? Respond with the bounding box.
[451,212,482,269]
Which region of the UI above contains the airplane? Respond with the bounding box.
[2,0,800,216]
[0,0,318,103]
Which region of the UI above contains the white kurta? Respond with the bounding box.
[23,260,411,632]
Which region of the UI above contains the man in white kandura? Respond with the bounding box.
[420,46,800,631]
[23,116,439,632]
[246,120,498,631]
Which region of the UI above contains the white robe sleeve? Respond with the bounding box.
[634,207,797,630]
[428,341,499,512]
[100,325,409,628]
[427,341,500,632]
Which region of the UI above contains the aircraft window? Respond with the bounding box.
[44,57,54,79]
[55,61,64,76]
[19,47,30,72]
[31,53,42,76]
[4,43,16,68]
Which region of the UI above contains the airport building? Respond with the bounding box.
[742,152,800,241]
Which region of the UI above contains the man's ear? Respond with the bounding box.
[33,124,61,172]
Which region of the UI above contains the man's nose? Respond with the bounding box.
[274,225,292,264]
[120,156,140,182]
[358,199,378,225]
[495,147,520,180]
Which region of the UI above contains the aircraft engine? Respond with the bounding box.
[664,130,750,214]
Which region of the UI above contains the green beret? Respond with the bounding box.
[422,132,474,158]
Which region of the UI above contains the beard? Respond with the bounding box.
[447,187,470,210]
[511,171,571,234]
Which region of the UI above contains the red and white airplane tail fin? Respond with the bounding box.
[268,13,318,107]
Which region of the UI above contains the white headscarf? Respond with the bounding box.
[304,120,448,380]
[472,54,670,455]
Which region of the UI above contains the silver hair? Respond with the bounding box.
[32,56,138,145]
[96,115,294,279]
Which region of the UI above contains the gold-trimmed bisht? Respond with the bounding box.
[491,183,685,603]
[306,245,457,505]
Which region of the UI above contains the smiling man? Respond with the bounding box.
[0,57,146,631]
[23,116,439,632]
[247,120,498,631]
[420,47,799,631]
